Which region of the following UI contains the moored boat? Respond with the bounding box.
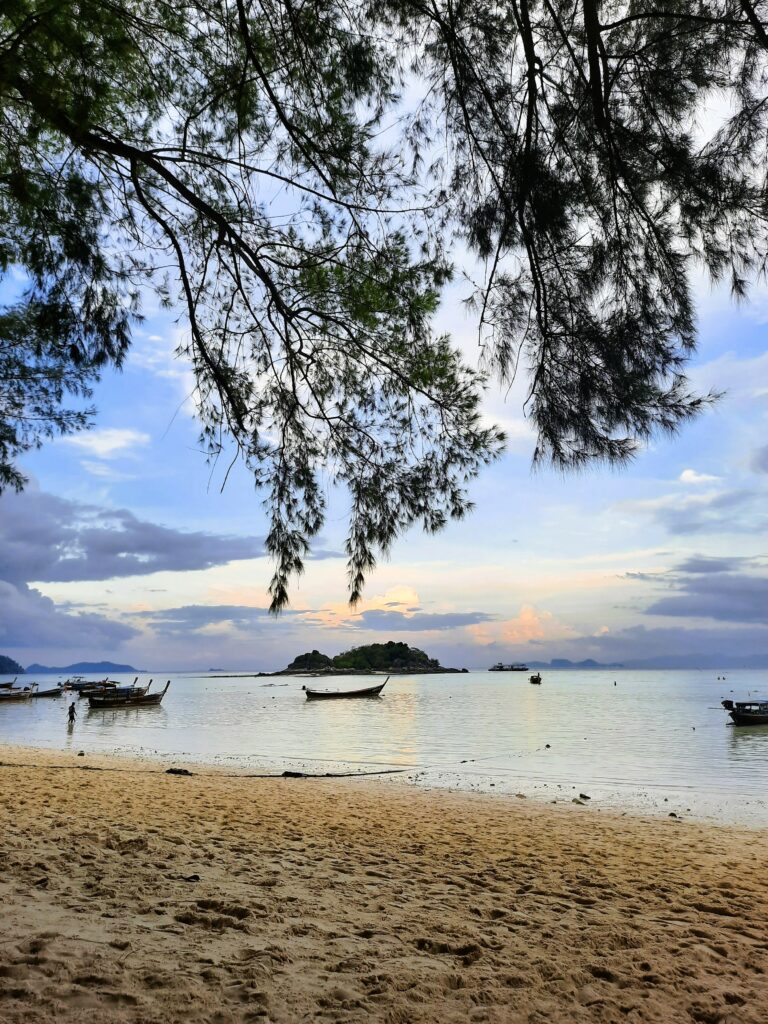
[0,683,38,701]
[529,673,542,685]
[31,685,63,698]
[722,698,768,726]
[87,680,169,709]
[489,663,529,672]
[302,678,388,700]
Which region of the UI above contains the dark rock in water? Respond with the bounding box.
[282,770,305,778]
[669,812,678,818]
[579,793,591,800]
[545,743,551,749]
[166,767,193,776]
[77,750,85,757]
[572,798,585,805]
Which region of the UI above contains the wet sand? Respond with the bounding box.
[0,744,766,1023]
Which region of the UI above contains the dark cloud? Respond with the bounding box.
[0,487,318,584]
[752,444,768,474]
[675,555,753,574]
[0,581,139,650]
[560,622,768,667]
[352,609,496,632]
[132,603,301,637]
[646,573,768,624]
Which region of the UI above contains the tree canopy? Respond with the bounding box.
[2,0,767,607]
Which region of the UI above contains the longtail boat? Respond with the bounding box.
[31,685,63,698]
[302,678,388,701]
[722,698,768,726]
[87,680,170,709]
[529,673,542,685]
[0,684,37,702]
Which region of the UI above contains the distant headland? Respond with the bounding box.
[0,655,24,675]
[24,661,144,675]
[280,642,465,675]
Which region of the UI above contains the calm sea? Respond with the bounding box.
[1,669,767,826]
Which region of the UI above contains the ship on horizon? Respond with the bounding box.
[489,662,529,672]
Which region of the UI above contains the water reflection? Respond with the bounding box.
[86,705,167,725]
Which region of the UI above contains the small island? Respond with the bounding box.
[281,641,465,675]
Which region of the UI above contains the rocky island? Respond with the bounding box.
[280,641,465,675]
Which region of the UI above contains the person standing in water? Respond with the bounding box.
[67,702,77,726]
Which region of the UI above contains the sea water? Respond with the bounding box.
[1,669,766,826]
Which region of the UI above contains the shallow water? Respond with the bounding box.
[1,669,766,825]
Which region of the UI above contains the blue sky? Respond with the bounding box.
[3,270,768,671]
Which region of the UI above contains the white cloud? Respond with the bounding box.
[61,428,150,460]
[679,468,720,485]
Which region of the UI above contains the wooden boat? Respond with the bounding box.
[78,677,142,697]
[0,684,37,701]
[302,678,388,700]
[64,676,108,692]
[88,680,169,709]
[489,663,529,672]
[31,685,63,698]
[0,679,18,689]
[722,698,768,726]
[529,673,542,685]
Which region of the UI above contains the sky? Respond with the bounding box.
[4,264,768,671]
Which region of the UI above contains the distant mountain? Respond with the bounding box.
[25,661,143,675]
[0,655,24,675]
[525,659,625,670]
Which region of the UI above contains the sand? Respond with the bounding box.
[0,745,766,1023]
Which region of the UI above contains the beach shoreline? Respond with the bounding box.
[1,743,767,1022]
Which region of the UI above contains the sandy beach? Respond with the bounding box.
[0,745,766,1023]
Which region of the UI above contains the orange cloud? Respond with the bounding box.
[467,604,571,646]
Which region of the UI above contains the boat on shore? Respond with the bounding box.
[302,678,388,701]
[489,663,529,672]
[722,698,768,726]
[87,680,169,709]
[529,673,542,685]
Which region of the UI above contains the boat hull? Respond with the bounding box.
[729,710,768,726]
[303,681,387,700]
[88,694,165,708]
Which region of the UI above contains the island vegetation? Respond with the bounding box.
[0,655,24,675]
[283,642,464,675]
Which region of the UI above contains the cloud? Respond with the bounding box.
[645,572,768,624]
[352,609,496,632]
[467,604,565,646]
[131,603,296,637]
[559,622,768,666]
[675,555,754,574]
[60,428,150,459]
[679,468,720,485]
[752,445,768,474]
[0,581,138,651]
[0,488,267,584]
[619,489,767,535]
